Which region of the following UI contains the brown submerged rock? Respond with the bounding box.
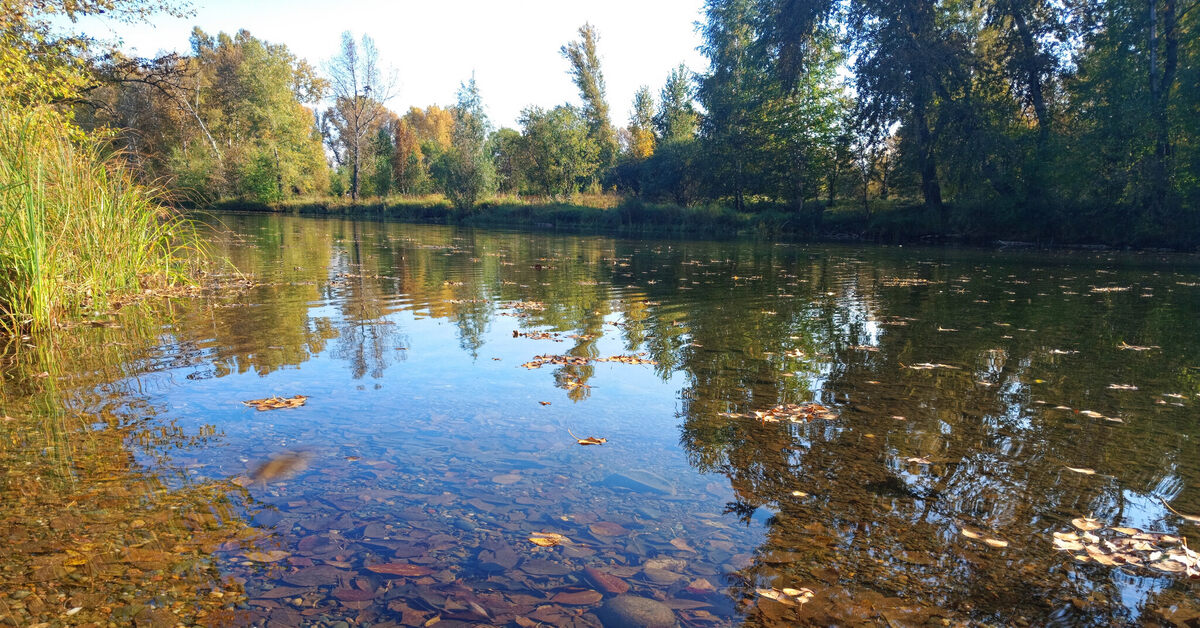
[595,596,678,628]
[585,567,630,595]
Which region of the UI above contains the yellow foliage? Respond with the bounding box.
[404,105,455,150]
[630,127,656,160]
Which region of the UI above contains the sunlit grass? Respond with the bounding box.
[0,105,202,334]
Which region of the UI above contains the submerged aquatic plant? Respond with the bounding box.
[0,104,202,334]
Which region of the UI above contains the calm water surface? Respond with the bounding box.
[3,214,1200,627]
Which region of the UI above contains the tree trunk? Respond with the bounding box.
[1010,4,1050,202]
[1148,0,1177,217]
[912,93,944,222]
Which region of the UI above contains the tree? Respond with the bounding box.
[628,86,656,160]
[655,64,699,145]
[325,31,395,201]
[488,127,523,194]
[517,105,600,198]
[561,23,618,177]
[391,119,427,194]
[440,77,493,211]
[698,0,759,211]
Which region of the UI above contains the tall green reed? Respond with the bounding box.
[0,105,201,334]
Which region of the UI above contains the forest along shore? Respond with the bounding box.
[201,198,1154,250]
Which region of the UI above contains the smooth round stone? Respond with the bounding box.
[595,596,678,628]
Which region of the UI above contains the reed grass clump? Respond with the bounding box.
[0,105,200,334]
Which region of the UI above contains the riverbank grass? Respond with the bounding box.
[0,106,199,334]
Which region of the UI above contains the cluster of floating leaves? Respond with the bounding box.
[755,586,815,606]
[1054,517,1200,578]
[960,528,1010,548]
[242,395,309,411]
[1118,341,1160,351]
[520,353,657,369]
[902,362,960,370]
[721,403,838,423]
[513,330,560,341]
[881,278,939,287]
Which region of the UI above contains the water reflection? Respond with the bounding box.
[4,213,1200,626]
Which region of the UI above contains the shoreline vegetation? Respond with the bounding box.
[201,195,1194,250]
[0,106,201,335]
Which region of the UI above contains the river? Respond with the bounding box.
[2,213,1199,626]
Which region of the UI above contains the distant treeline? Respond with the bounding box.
[64,0,1200,246]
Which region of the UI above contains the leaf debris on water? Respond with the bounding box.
[242,395,308,410]
[568,429,606,446]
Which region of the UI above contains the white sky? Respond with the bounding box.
[68,0,709,128]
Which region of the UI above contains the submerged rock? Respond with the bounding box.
[596,596,678,628]
[600,470,676,495]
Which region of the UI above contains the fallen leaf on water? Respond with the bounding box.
[538,401,551,406]
[242,395,308,411]
[1118,341,1160,351]
[960,529,983,539]
[1072,517,1104,531]
[756,587,814,606]
[244,550,289,563]
[1159,496,1200,523]
[1054,538,1086,551]
[905,456,932,464]
[1107,384,1138,391]
[903,362,960,370]
[365,563,434,576]
[529,532,567,547]
[1065,467,1096,475]
[984,538,1009,548]
[1053,531,1081,541]
[568,428,606,446]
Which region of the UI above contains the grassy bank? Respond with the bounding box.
[203,194,1196,249]
[0,106,201,334]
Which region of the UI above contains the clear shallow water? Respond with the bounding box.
[3,214,1200,626]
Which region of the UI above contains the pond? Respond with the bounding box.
[2,213,1200,627]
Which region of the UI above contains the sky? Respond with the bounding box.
[69,0,710,128]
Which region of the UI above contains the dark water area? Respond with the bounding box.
[3,213,1200,627]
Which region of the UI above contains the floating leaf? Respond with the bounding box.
[960,529,983,540]
[1072,517,1104,531]
[1158,496,1200,523]
[755,587,813,606]
[1111,527,1140,535]
[1107,384,1138,390]
[242,395,308,411]
[1054,538,1085,551]
[568,428,607,446]
[984,538,1009,548]
[1065,467,1096,475]
[538,401,551,406]
[1118,341,1159,351]
[905,456,932,464]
